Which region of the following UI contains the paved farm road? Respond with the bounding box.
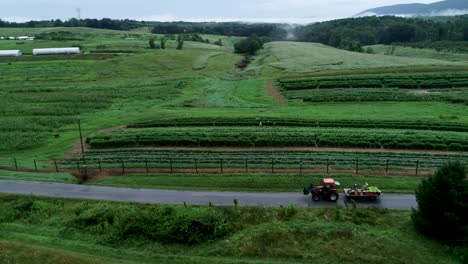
[0,180,417,209]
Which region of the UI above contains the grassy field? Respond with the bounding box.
[0,170,76,183]
[91,173,423,193]
[249,42,468,75]
[367,44,468,62]
[0,195,460,264]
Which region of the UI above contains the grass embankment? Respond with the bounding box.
[250,41,468,75]
[368,44,468,62]
[0,240,111,264]
[0,170,76,183]
[0,195,459,264]
[92,173,421,193]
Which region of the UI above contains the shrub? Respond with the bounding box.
[234,35,265,55]
[412,162,468,245]
[114,206,228,245]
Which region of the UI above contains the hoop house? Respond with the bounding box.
[33,47,80,56]
[0,50,22,57]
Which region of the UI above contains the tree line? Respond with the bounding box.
[296,15,468,51]
[2,16,468,52]
[0,18,143,31]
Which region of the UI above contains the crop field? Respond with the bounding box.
[50,149,468,175]
[0,26,467,180]
[1,23,468,264]
[87,126,468,151]
[277,72,468,103]
[128,117,468,132]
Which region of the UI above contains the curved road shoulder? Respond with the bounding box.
[0,180,417,210]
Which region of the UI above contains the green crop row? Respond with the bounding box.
[286,88,468,105]
[54,149,468,171]
[128,117,468,132]
[87,127,468,151]
[278,72,468,90]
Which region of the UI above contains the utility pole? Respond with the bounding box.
[78,119,84,154]
[76,8,81,20]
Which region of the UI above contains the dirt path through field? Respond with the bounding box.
[65,126,126,158]
[266,80,285,105]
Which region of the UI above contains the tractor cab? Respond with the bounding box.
[303,178,340,202]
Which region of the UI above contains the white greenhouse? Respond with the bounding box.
[0,50,22,57]
[33,47,80,56]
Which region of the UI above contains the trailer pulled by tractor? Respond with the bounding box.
[344,183,382,201]
[303,178,340,202]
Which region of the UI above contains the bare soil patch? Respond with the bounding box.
[266,80,285,105]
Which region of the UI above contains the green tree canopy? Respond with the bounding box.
[412,162,468,246]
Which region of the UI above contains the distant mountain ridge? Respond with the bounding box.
[356,0,468,17]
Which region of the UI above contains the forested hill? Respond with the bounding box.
[1,16,468,51]
[0,19,290,40]
[296,15,468,51]
[356,0,468,17]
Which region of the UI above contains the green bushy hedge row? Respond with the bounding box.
[278,72,468,90]
[128,117,468,132]
[88,127,468,151]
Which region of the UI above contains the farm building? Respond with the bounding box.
[17,36,35,41]
[0,50,22,57]
[33,47,80,56]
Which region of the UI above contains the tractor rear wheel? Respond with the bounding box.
[312,194,321,202]
[329,194,338,202]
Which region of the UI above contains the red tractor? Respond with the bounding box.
[303,178,340,202]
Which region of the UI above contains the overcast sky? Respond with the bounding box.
[1,0,438,23]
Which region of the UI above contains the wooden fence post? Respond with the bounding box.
[82,156,88,178]
[326,159,330,174]
[300,160,303,174]
[416,160,419,177]
[245,159,248,173]
[145,159,149,173]
[98,158,102,172]
[34,159,38,172]
[385,159,389,175]
[220,159,223,173]
[195,159,198,174]
[76,160,80,174]
[170,159,173,173]
[14,158,18,171]
[271,159,275,174]
[121,159,125,174]
[356,158,359,175]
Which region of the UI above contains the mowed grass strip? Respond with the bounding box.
[0,170,76,183]
[91,173,422,193]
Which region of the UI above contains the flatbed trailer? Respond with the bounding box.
[344,187,382,201]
